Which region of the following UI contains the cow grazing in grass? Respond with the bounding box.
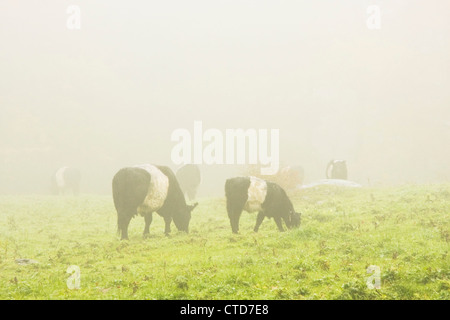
[52,167,81,195]
[225,176,301,233]
[176,164,201,201]
[112,164,198,240]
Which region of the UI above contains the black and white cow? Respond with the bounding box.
[326,160,348,180]
[51,167,81,195]
[112,164,198,240]
[176,164,201,201]
[225,176,301,233]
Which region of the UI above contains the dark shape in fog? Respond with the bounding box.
[326,160,348,180]
[225,176,301,234]
[112,164,198,240]
[51,167,81,195]
[176,164,201,200]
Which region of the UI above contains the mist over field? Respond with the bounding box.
[1,1,450,304]
[1,0,449,195]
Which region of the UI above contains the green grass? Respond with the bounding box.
[0,184,449,300]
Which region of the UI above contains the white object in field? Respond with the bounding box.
[300,179,362,189]
[135,164,169,213]
[66,265,81,290]
[244,176,268,212]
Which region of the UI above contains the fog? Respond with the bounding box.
[1,0,449,196]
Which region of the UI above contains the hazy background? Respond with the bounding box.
[0,0,449,196]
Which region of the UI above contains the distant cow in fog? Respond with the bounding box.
[52,167,81,195]
[326,160,348,180]
[225,176,301,234]
[176,164,201,201]
[112,164,198,240]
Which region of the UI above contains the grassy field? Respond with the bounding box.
[0,184,449,300]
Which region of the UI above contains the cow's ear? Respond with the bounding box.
[188,202,198,212]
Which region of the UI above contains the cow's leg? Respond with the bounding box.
[143,212,153,238]
[254,211,265,232]
[274,216,285,232]
[118,213,132,240]
[164,216,172,236]
[227,209,242,234]
[226,198,245,234]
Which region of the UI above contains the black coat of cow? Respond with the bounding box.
[112,164,198,240]
[225,176,301,233]
[176,164,201,201]
[51,167,81,195]
[326,160,348,180]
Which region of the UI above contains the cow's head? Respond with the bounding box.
[288,210,301,229]
[174,202,198,233]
